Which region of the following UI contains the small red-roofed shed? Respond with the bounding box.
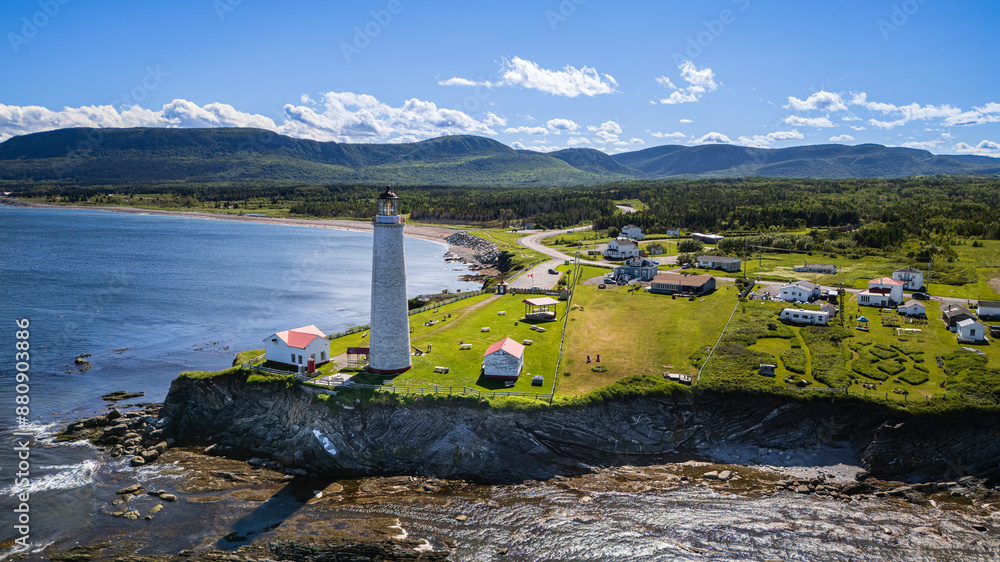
[264,325,330,368]
[482,337,525,379]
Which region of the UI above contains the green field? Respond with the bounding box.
[327,292,560,394]
[558,278,738,396]
[701,295,1000,405]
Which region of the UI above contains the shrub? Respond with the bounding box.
[869,347,899,360]
[852,361,889,381]
[877,361,906,376]
[780,349,808,374]
[898,371,930,386]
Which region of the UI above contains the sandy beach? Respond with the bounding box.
[6,200,483,262]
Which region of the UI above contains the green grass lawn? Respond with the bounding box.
[703,294,1000,405]
[557,280,738,396]
[328,292,560,394]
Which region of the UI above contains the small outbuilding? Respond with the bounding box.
[523,296,560,322]
[942,304,976,331]
[264,325,330,369]
[956,318,986,343]
[977,300,1000,320]
[482,337,525,379]
[898,299,926,317]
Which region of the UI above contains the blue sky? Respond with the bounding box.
[2,0,999,156]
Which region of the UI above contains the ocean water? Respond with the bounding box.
[0,205,479,556]
[1,206,997,560]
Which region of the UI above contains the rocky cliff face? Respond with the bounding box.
[162,374,1000,483]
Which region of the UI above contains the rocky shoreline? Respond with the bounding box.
[46,375,1000,560]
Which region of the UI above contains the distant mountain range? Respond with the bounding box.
[1,127,997,187]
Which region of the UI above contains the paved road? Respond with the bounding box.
[507,226,602,289]
[508,227,978,311]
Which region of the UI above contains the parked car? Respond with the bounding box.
[912,292,930,300]
[681,263,693,269]
[548,268,559,275]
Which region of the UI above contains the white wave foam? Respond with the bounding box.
[1,459,100,497]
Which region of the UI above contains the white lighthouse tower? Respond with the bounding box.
[368,186,411,374]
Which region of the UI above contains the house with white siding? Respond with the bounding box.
[898,299,926,317]
[665,227,681,236]
[779,308,830,325]
[604,238,640,259]
[956,318,986,343]
[858,277,904,307]
[893,267,924,291]
[778,280,820,303]
[482,337,525,379]
[621,225,645,240]
[977,300,1000,320]
[263,325,330,369]
[697,255,741,272]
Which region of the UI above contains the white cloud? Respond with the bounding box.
[545,118,578,133]
[900,140,942,150]
[656,61,717,105]
[483,112,507,127]
[566,136,591,146]
[510,141,527,150]
[586,120,624,144]
[441,56,618,97]
[655,75,675,89]
[829,134,855,142]
[280,91,497,142]
[782,115,835,128]
[629,138,645,145]
[785,91,848,112]
[736,129,804,148]
[0,92,501,144]
[691,131,732,144]
[849,96,963,129]
[679,118,693,124]
[503,126,548,135]
[437,77,489,87]
[952,139,1000,156]
[850,125,866,131]
[649,131,685,139]
[526,144,564,153]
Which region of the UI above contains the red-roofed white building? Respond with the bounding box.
[482,337,525,379]
[263,325,330,368]
[858,277,904,307]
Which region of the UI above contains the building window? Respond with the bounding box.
[298,355,303,364]
[291,353,295,363]
[320,351,326,361]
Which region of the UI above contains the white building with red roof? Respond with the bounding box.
[263,325,330,369]
[482,337,525,379]
[858,277,904,307]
